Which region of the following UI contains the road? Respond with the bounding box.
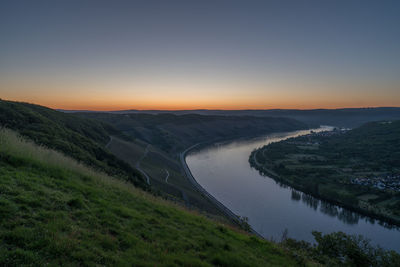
[252,149,262,167]
[136,145,151,185]
[105,136,114,149]
[164,169,169,183]
[106,136,151,186]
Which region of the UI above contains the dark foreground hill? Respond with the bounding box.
[250,120,400,224]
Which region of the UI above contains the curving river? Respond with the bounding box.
[186,127,400,252]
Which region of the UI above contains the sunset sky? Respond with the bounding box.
[1,0,399,110]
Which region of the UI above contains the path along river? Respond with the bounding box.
[186,127,400,251]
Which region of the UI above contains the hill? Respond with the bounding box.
[0,99,147,189]
[0,100,310,220]
[0,128,302,266]
[74,112,311,216]
[76,112,309,154]
[250,120,400,224]
[76,107,400,128]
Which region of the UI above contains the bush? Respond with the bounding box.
[282,231,400,266]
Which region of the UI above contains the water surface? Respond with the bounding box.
[186,128,400,251]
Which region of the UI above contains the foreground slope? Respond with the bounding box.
[0,129,298,266]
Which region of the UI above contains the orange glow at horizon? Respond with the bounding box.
[3,94,400,111]
[1,77,399,111]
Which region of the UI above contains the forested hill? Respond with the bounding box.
[250,120,400,224]
[0,99,147,189]
[76,112,310,154]
[72,107,400,128]
[322,120,400,168]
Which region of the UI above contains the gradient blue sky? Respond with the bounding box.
[1,0,399,110]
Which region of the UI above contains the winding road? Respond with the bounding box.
[106,136,151,186]
[136,144,151,185]
[164,169,169,183]
[105,136,114,149]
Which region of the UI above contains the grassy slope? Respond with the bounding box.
[105,136,229,221]
[250,120,400,224]
[0,99,147,189]
[0,129,299,266]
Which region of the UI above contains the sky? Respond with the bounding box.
[1,0,399,110]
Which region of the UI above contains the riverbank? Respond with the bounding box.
[180,140,264,238]
[250,158,400,228]
[249,122,400,227]
[178,128,328,237]
[184,127,400,251]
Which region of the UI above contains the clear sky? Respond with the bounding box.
[1,0,399,110]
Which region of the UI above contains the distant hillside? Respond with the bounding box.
[75,109,310,217]
[76,113,309,154]
[74,107,400,128]
[250,120,400,224]
[0,99,147,189]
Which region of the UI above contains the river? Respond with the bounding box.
[185,127,400,251]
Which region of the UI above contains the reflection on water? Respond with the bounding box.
[186,128,400,251]
[289,186,399,229]
[290,189,360,225]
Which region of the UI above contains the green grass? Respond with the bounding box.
[0,129,300,266]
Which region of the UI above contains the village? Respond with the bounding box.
[287,127,349,146]
[351,174,400,192]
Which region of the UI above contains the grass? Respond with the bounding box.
[0,129,301,266]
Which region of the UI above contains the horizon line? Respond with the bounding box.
[2,98,400,113]
[57,106,400,113]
